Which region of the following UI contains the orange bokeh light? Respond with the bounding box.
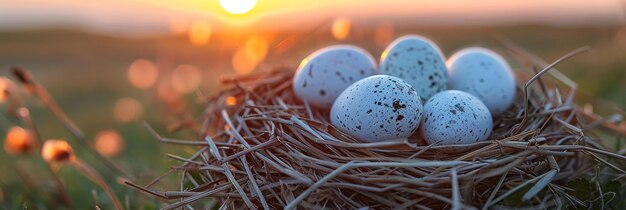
[94,130,124,157]
[157,80,186,113]
[0,77,14,103]
[244,36,269,62]
[41,139,74,162]
[232,35,269,74]
[374,22,395,47]
[4,126,35,155]
[113,97,143,123]
[332,17,351,40]
[232,48,257,74]
[225,96,237,106]
[171,64,202,94]
[188,20,212,46]
[157,80,182,104]
[128,59,159,89]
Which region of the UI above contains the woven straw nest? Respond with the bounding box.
[125,41,626,210]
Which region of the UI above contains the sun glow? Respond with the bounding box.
[219,0,257,15]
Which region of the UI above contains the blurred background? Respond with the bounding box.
[0,0,625,208]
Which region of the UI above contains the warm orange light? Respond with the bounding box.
[94,130,124,157]
[232,48,257,74]
[157,80,182,104]
[232,35,269,74]
[113,97,143,123]
[244,36,269,62]
[4,126,35,155]
[374,22,395,47]
[157,81,185,113]
[128,59,158,89]
[225,96,237,106]
[0,77,13,103]
[188,20,212,46]
[42,139,74,162]
[171,64,202,94]
[332,17,351,40]
[219,0,257,15]
[380,50,389,61]
[169,18,189,35]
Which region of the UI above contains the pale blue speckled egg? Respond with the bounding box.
[420,90,492,145]
[380,35,448,101]
[331,75,423,142]
[447,47,516,115]
[293,45,377,109]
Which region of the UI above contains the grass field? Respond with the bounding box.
[0,25,625,208]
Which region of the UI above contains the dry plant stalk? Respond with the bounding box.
[10,66,130,178]
[41,139,124,210]
[126,47,626,209]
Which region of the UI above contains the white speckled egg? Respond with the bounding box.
[293,45,377,109]
[331,75,423,142]
[379,35,448,101]
[420,90,492,145]
[447,47,516,115]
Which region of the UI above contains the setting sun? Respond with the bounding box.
[219,0,257,15]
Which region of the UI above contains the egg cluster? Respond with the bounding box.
[293,36,516,145]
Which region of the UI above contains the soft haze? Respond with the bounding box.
[0,0,624,36]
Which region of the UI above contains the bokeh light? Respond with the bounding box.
[0,77,14,103]
[171,64,202,94]
[232,48,257,74]
[332,17,351,40]
[188,20,212,46]
[246,36,269,62]
[127,59,159,89]
[374,22,395,47]
[113,97,144,123]
[94,130,124,157]
[157,80,186,113]
[157,80,183,104]
[232,35,269,74]
[225,96,237,106]
[41,139,74,162]
[4,126,35,155]
[219,0,257,15]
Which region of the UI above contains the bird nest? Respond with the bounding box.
[125,43,626,209]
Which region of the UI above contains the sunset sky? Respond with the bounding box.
[0,0,624,36]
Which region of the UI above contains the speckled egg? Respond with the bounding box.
[420,90,492,145]
[447,47,516,115]
[330,75,423,142]
[379,35,448,101]
[293,45,377,109]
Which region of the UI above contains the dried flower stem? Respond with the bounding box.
[71,159,123,210]
[10,66,130,178]
[16,107,74,209]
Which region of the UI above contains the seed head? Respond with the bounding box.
[4,126,36,155]
[42,139,74,162]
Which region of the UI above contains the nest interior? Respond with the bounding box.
[127,45,626,210]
